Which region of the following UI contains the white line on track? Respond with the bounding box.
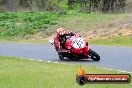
[103,67,132,73]
[29,59,34,60]
[47,61,51,63]
[37,60,43,62]
[53,62,59,63]
[23,58,132,73]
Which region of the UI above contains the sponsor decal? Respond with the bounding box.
[76,66,131,85]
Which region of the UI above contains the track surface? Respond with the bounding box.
[0,42,132,72]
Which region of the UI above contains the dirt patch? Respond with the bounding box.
[33,14,132,40]
[87,17,132,39]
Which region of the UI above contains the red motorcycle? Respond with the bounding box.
[49,35,100,61]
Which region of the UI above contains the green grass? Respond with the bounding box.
[0,12,132,46]
[0,12,132,39]
[0,12,62,38]
[0,38,48,44]
[0,35,131,47]
[89,36,132,47]
[45,13,132,36]
[0,56,131,88]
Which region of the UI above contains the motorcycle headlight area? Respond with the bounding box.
[71,37,85,49]
[49,38,54,45]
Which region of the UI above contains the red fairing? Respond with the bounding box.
[70,43,89,57]
[65,36,89,58]
[53,29,100,61]
[54,31,91,59]
[83,46,89,57]
[65,38,72,49]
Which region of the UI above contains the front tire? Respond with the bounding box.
[57,50,65,60]
[89,49,100,61]
[59,53,65,60]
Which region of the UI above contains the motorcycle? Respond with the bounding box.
[49,35,100,61]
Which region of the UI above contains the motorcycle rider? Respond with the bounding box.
[53,28,100,61]
[55,28,77,49]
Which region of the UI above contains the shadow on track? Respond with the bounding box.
[57,58,101,63]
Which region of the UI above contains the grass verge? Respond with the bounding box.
[0,12,132,39]
[0,38,48,44]
[45,13,132,36]
[89,36,132,47]
[0,35,132,47]
[0,56,131,88]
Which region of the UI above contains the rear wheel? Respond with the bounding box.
[89,49,100,61]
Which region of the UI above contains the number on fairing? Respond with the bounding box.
[72,37,85,48]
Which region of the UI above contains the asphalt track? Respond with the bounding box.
[0,42,132,72]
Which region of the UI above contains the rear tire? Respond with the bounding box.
[89,49,100,61]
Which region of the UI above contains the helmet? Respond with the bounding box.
[57,28,65,35]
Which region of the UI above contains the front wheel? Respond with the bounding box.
[59,53,65,60]
[57,50,65,61]
[89,49,100,61]
[56,48,64,60]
